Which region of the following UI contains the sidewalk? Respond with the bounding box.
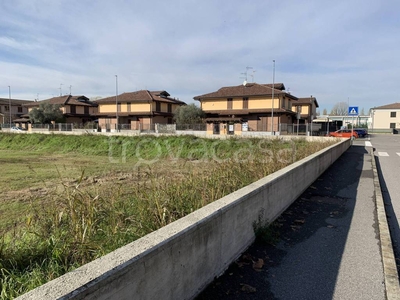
[197,144,399,299]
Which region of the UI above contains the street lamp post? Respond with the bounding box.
[8,86,11,127]
[115,75,118,131]
[310,95,313,136]
[271,60,275,135]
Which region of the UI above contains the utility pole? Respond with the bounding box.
[115,75,118,131]
[8,86,11,127]
[271,60,275,135]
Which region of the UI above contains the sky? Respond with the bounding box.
[0,0,399,113]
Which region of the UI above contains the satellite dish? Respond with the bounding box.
[243,80,247,86]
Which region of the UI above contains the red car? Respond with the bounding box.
[328,129,358,139]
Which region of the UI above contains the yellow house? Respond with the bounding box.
[292,96,319,124]
[0,98,33,125]
[24,95,98,124]
[94,90,186,131]
[193,82,298,135]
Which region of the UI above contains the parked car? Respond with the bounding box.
[328,129,358,139]
[11,126,27,131]
[354,128,368,138]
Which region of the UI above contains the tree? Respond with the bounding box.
[173,104,205,124]
[322,108,328,115]
[330,102,348,116]
[29,102,64,123]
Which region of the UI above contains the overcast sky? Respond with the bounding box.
[0,0,399,113]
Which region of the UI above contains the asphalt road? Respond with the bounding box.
[197,141,386,300]
[369,134,400,274]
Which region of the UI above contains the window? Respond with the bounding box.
[5,106,9,112]
[84,106,89,114]
[168,103,172,113]
[282,98,286,108]
[243,97,248,109]
[391,112,396,118]
[156,102,161,112]
[390,123,396,129]
[127,102,131,112]
[227,98,233,110]
[18,107,23,113]
[70,105,76,114]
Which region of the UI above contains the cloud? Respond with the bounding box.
[0,0,399,111]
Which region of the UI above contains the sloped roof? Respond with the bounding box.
[0,98,33,106]
[24,95,97,107]
[373,103,400,109]
[193,83,297,100]
[293,97,319,108]
[95,90,186,105]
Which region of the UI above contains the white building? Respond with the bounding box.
[370,103,400,133]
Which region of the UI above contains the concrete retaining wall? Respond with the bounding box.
[18,139,351,300]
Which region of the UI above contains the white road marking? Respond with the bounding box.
[378,152,389,157]
[365,141,372,147]
[397,153,400,157]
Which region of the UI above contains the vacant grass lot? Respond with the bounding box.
[0,133,337,299]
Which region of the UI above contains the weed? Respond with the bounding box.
[252,209,280,245]
[0,133,337,297]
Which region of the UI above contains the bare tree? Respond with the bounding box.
[361,108,365,115]
[330,102,348,115]
[322,108,328,115]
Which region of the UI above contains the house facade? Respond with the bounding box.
[193,82,298,135]
[370,103,400,132]
[24,95,98,124]
[0,98,33,125]
[292,96,319,124]
[94,90,186,131]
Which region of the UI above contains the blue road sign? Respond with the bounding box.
[348,106,359,115]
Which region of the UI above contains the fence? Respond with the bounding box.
[4,122,344,136]
[176,124,207,131]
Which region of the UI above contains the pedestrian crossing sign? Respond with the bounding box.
[348,106,359,115]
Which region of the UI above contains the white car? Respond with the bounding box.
[11,126,27,131]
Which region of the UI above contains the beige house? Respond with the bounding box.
[94,90,186,131]
[292,96,319,124]
[370,103,400,132]
[0,98,33,125]
[193,82,298,135]
[24,95,98,124]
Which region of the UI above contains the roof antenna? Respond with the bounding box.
[59,83,63,96]
[240,66,253,86]
[250,70,256,82]
[69,85,72,95]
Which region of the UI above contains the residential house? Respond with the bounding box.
[24,95,99,124]
[370,103,400,132]
[193,82,298,135]
[292,96,319,124]
[94,90,186,131]
[0,98,33,125]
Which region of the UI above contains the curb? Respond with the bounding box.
[371,148,400,300]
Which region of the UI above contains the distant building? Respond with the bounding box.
[193,82,300,135]
[292,96,319,124]
[370,103,400,132]
[94,90,186,131]
[0,98,33,124]
[24,95,98,124]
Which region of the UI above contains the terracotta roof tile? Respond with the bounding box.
[0,98,34,105]
[24,95,97,107]
[294,97,319,108]
[373,103,400,109]
[95,90,186,105]
[193,83,297,100]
